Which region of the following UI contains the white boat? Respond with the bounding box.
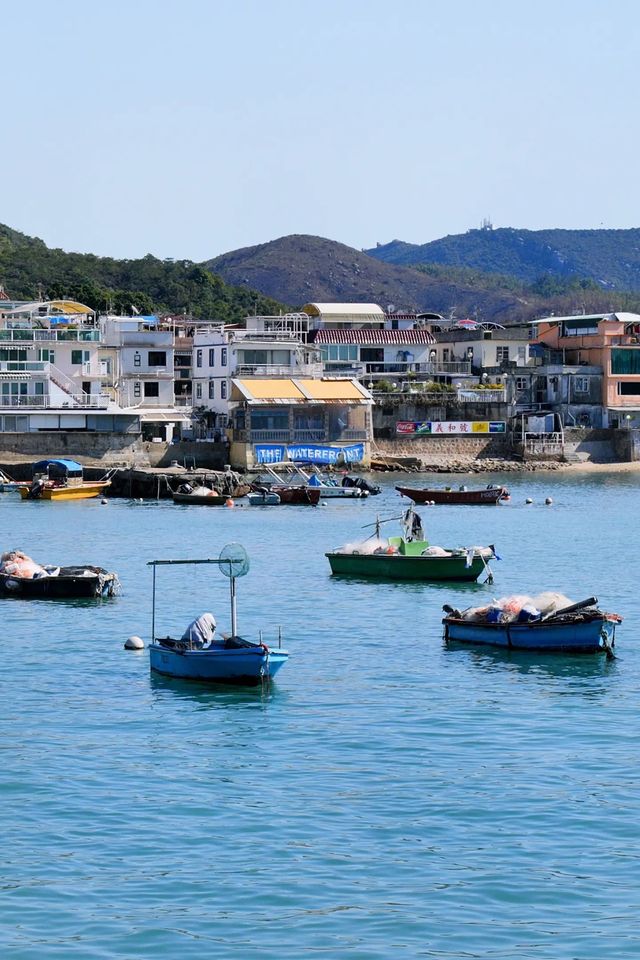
[254,463,369,499]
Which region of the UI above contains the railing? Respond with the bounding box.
[235,363,324,377]
[0,394,111,409]
[336,429,369,440]
[0,361,48,372]
[230,331,303,342]
[362,360,473,377]
[524,432,565,455]
[174,396,192,407]
[247,429,290,442]
[292,429,326,442]
[0,328,100,342]
[456,388,506,402]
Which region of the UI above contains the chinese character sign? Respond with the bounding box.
[396,421,505,436]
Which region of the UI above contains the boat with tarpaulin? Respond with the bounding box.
[17,459,112,501]
[0,549,118,598]
[326,505,497,582]
[148,544,289,686]
[442,594,621,655]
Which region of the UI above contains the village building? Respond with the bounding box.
[227,377,373,470]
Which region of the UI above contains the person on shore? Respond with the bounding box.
[181,613,217,649]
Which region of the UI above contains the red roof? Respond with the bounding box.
[312,329,435,345]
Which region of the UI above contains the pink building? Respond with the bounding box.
[535,312,640,427]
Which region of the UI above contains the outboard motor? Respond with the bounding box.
[27,478,45,500]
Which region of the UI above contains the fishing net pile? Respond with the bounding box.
[459,592,574,624]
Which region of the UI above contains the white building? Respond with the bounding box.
[0,300,189,440]
[191,313,322,424]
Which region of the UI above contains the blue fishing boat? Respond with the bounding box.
[443,595,621,656]
[148,544,289,686]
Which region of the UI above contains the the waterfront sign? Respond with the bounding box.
[255,443,365,464]
[396,421,506,436]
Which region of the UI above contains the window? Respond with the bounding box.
[442,348,450,362]
[71,350,83,365]
[515,377,527,391]
[196,383,202,399]
[133,382,141,398]
[196,349,202,368]
[134,351,141,367]
[208,381,215,399]
[617,381,640,395]
[209,348,215,366]
[38,349,55,364]
[221,380,227,399]
[611,348,640,375]
[221,348,227,367]
[574,376,589,393]
[148,351,166,367]
[496,346,510,363]
[34,381,45,396]
[144,382,160,398]
[251,407,287,430]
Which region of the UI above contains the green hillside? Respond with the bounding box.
[367,227,640,291]
[0,224,284,321]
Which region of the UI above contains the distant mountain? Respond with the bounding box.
[204,234,539,322]
[0,224,284,321]
[366,227,640,290]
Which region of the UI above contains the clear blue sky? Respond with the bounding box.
[3,0,639,261]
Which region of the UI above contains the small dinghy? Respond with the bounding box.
[0,550,118,599]
[148,544,289,686]
[442,593,622,655]
[248,489,281,506]
[396,483,510,505]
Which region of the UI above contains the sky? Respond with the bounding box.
[3,0,640,262]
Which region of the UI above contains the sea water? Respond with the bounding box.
[0,471,638,959]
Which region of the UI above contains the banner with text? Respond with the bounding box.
[255,443,365,464]
[396,421,506,437]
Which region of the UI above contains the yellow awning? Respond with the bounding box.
[295,379,367,401]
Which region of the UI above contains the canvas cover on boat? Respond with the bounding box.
[32,459,83,478]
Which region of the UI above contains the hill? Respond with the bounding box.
[366,227,640,290]
[204,234,538,322]
[0,224,284,321]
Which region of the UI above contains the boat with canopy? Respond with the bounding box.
[148,544,289,685]
[17,459,112,501]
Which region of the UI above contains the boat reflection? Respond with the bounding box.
[149,671,284,709]
[444,639,618,692]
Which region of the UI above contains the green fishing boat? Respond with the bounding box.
[326,507,497,582]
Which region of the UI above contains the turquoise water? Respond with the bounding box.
[1,472,639,959]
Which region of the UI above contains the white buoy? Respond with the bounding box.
[101,498,108,504]
[526,497,533,504]
[124,635,144,650]
[545,497,553,505]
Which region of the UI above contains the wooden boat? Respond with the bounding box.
[326,506,497,582]
[396,484,509,505]
[249,482,320,505]
[442,596,622,655]
[147,545,289,686]
[17,459,111,501]
[0,565,118,599]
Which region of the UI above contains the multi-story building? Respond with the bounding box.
[0,300,190,441]
[191,314,322,426]
[534,312,640,428]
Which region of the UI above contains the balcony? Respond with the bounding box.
[0,394,111,409]
[0,361,48,372]
[235,363,324,377]
[360,360,472,379]
[0,328,100,342]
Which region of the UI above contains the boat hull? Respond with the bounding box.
[149,643,289,685]
[396,485,507,505]
[326,552,487,581]
[269,486,321,505]
[18,481,111,501]
[172,493,228,505]
[0,568,117,599]
[443,616,616,653]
